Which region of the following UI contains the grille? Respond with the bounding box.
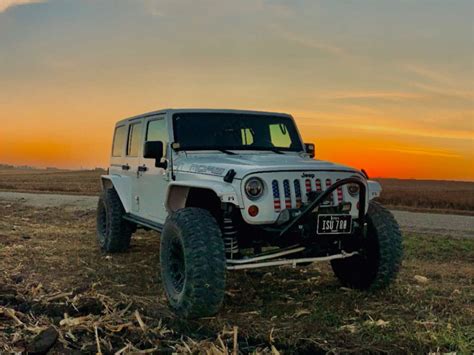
[272,176,344,212]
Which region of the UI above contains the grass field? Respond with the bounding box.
[377,178,474,215]
[0,202,473,353]
[0,169,102,196]
[0,168,473,214]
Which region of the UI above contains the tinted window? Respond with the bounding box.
[112,126,126,157]
[127,122,142,157]
[146,118,167,141]
[173,113,303,151]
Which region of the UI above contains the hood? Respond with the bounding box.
[174,151,360,179]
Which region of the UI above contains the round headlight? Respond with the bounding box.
[245,178,264,200]
[347,183,360,197]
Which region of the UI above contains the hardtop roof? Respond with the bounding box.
[115,108,292,126]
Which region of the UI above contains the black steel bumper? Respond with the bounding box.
[278,176,367,237]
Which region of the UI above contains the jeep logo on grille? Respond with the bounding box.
[302,173,315,178]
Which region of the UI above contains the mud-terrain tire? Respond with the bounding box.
[96,188,133,253]
[160,208,226,318]
[331,201,402,290]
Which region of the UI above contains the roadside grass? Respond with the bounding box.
[0,203,473,353]
[404,233,474,262]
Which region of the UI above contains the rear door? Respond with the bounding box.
[124,119,145,213]
[109,124,128,175]
[136,114,170,224]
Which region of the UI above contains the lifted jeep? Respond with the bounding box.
[96,109,402,318]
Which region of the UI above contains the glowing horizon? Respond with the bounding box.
[1,0,473,180]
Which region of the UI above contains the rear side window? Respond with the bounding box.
[127,122,143,157]
[112,126,126,157]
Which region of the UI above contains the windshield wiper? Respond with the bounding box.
[267,148,284,154]
[217,149,237,155]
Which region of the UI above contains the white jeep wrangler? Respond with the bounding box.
[96,109,402,318]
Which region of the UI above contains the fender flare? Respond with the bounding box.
[100,175,133,213]
[165,180,240,213]
[367,180,382,200]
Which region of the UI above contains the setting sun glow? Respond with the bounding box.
[1,0,473,180]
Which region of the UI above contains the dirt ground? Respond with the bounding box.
[1,202,473,353]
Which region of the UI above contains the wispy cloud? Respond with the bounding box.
[405,65,454,85]
[0,0,46,13]
[321,91,427,101]
[280,31,346,56]
[375,147,463,159]
[409,82,474,101]
[403,64,474,101]
[265,23,346,57]
[297,115,474,141]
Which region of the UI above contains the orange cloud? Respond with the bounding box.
[320,91,427,101]
[0,0,46,13]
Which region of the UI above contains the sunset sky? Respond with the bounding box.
[1,0,473,180]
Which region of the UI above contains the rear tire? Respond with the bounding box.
[331,201,402,290]
[96,188,133,253]
[160,208,226,318]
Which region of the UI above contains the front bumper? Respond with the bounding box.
[275,176,367,238]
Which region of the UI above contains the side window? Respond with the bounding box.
[146,118,168,155]
[127,122,143,157]
[112,125,126,157]
[270,123,291,148]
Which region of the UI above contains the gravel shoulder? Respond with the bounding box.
[1,191,473,238]
[391,210,473,238]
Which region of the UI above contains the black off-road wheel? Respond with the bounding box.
[331,201,402,290]
[96,188,133,253]
[160,208,226,318]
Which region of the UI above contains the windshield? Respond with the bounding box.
[172,113,304,152]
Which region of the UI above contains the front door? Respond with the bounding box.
[136,114,170,224]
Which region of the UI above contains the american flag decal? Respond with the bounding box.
[325,178,334,205]
[294,180,302,208]
[283,179,292,209]
[272,180,281,212]
[305,179,312,193]
[315,179,322,192]
[336,178,343,203]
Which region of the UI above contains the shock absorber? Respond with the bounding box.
[223,215,239,259]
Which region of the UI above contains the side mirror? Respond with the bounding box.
[304,143,315,158]
[144,141,166,168]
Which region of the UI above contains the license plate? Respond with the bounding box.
[317,214,352,235]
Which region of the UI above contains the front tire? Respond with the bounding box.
[96,188,133,253]
[160,208,226,318]
[331,201,402,290]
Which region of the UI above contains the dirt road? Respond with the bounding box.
[1,191,473,237]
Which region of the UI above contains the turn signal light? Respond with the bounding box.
[341,202,352,212]
[248,205,259,217]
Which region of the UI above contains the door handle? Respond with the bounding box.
[122,164,130,171]
[137,166,148,173]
